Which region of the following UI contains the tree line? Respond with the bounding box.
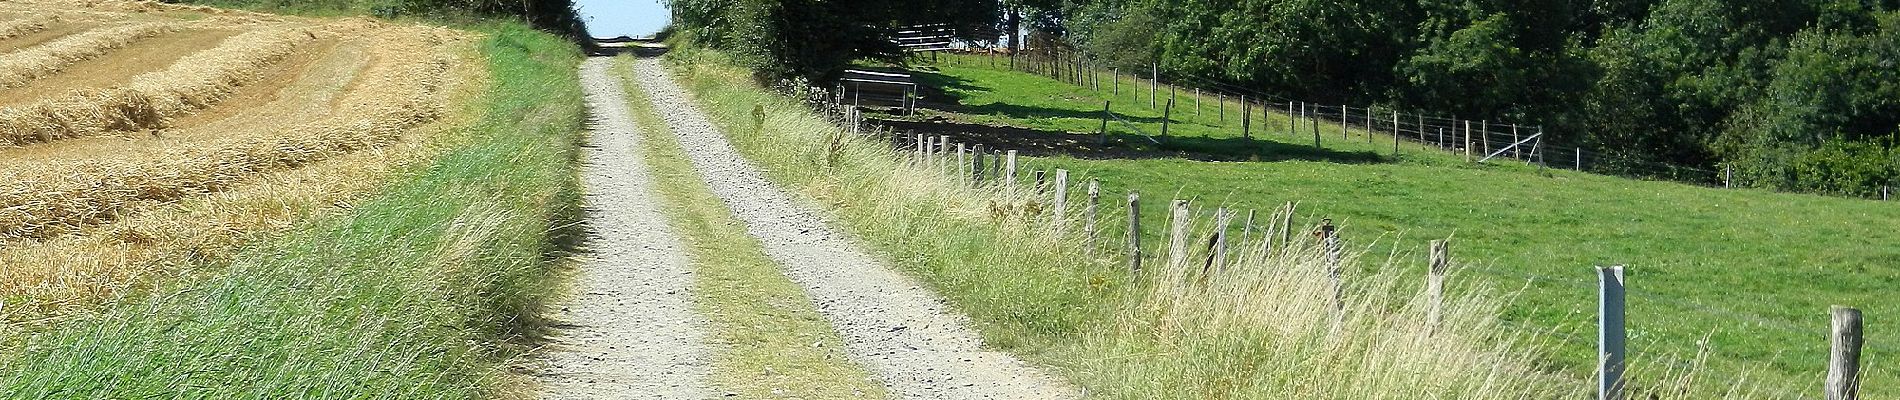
[667,0,1898,196]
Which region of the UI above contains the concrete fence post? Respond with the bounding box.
[1426,239,1449,334]
[1598,265,1627,400]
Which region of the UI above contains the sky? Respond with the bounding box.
[575,0,669,38]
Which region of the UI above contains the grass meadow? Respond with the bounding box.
[893,56,1900,397]
[660,41,1829,398]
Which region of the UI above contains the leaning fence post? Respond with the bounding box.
[1828,306,1864,400]
[1426,239,1449,334]
[1126,192,1142,273]
[1161,98,1175,139]
[1725,166,1734,188]
[1203,208,1235,277]
[1597,265,1627,400]
[1167,200,1191,271]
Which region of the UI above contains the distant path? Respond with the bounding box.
[628,52,1079,400]
[536,56,710,399]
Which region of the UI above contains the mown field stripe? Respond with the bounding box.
[0,23,584,398]
[614,53,889,399]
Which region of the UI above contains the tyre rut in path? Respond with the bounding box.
[628,55,1079,399]
[535,56,710,399]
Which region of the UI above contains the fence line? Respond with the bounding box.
[813,59,1877,399]
[936,48,1767,190]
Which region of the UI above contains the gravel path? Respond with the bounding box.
[535,56,710,399]
[628,55,1078,399]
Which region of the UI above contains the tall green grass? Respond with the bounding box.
[658,43,1775,398]
[0,24,584,398]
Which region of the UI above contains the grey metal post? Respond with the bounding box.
[1598,265,1627,400]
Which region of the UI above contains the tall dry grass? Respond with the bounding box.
[0,25,461,242]
[0,22,176,89]
[668,46,1782,398]
[0,25,313,146]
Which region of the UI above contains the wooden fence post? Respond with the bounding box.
[1203,208,1235,277]
[989,150,1002,182]
[1576,148,1584,170]
[1241,96,1252,139]
[1126,192,1142,273]
[1340,105,1349,141]
[1427,239,1449,334]
[957,143,967,179]
[1828,306,1864,400]
[938,135,950,174]
[1883,185,1891,201]
[1150,62,1158,109]
[1194,88,1202,120]
[1512,125,1521,160]
[1598,265,1627,400]
[1288,101,1296,136]
[1312,104,1322,148]
[1392,110,1401,156]
[972,144,986,183]
[1005,150,1019,188]
[1219,93,1227,124]
[1481,120,1490,156]
[1113,68,1119,97]
[1099,100,1112,145]
[1725,166,1734,188]
[1053,169,1069,231]
[1239,209,1256,252]
[1034,170,1048,194]
[1161,98,1175,139]
[1364,107,1373,143]
[1464,120,1474,163]
[1321,218,1343,331]
[1085,179,1100,254]
[1167,200,1191,271]
[913,133,924,164]
[1278,201,1295,253]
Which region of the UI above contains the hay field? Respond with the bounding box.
[0,0,479,331]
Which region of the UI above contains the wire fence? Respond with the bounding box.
[799,53,1884,399]
[929,47,1763,189]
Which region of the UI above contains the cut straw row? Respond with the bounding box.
[0,25,316,147]
[0,22,176,89]
[0,15,51,41]
[0,32,454,241]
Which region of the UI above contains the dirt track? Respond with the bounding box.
[534,56,711,399]
[625,51,1078,400]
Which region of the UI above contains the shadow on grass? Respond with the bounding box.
[898,69,1381,163]
[870,115,1385,164]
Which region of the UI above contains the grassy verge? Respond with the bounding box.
[914,58,1898,396]
[0,23,584,398]
[613,55,887,399]
[661,42,1710,398]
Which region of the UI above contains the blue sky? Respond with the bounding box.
[575,0,669,38]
